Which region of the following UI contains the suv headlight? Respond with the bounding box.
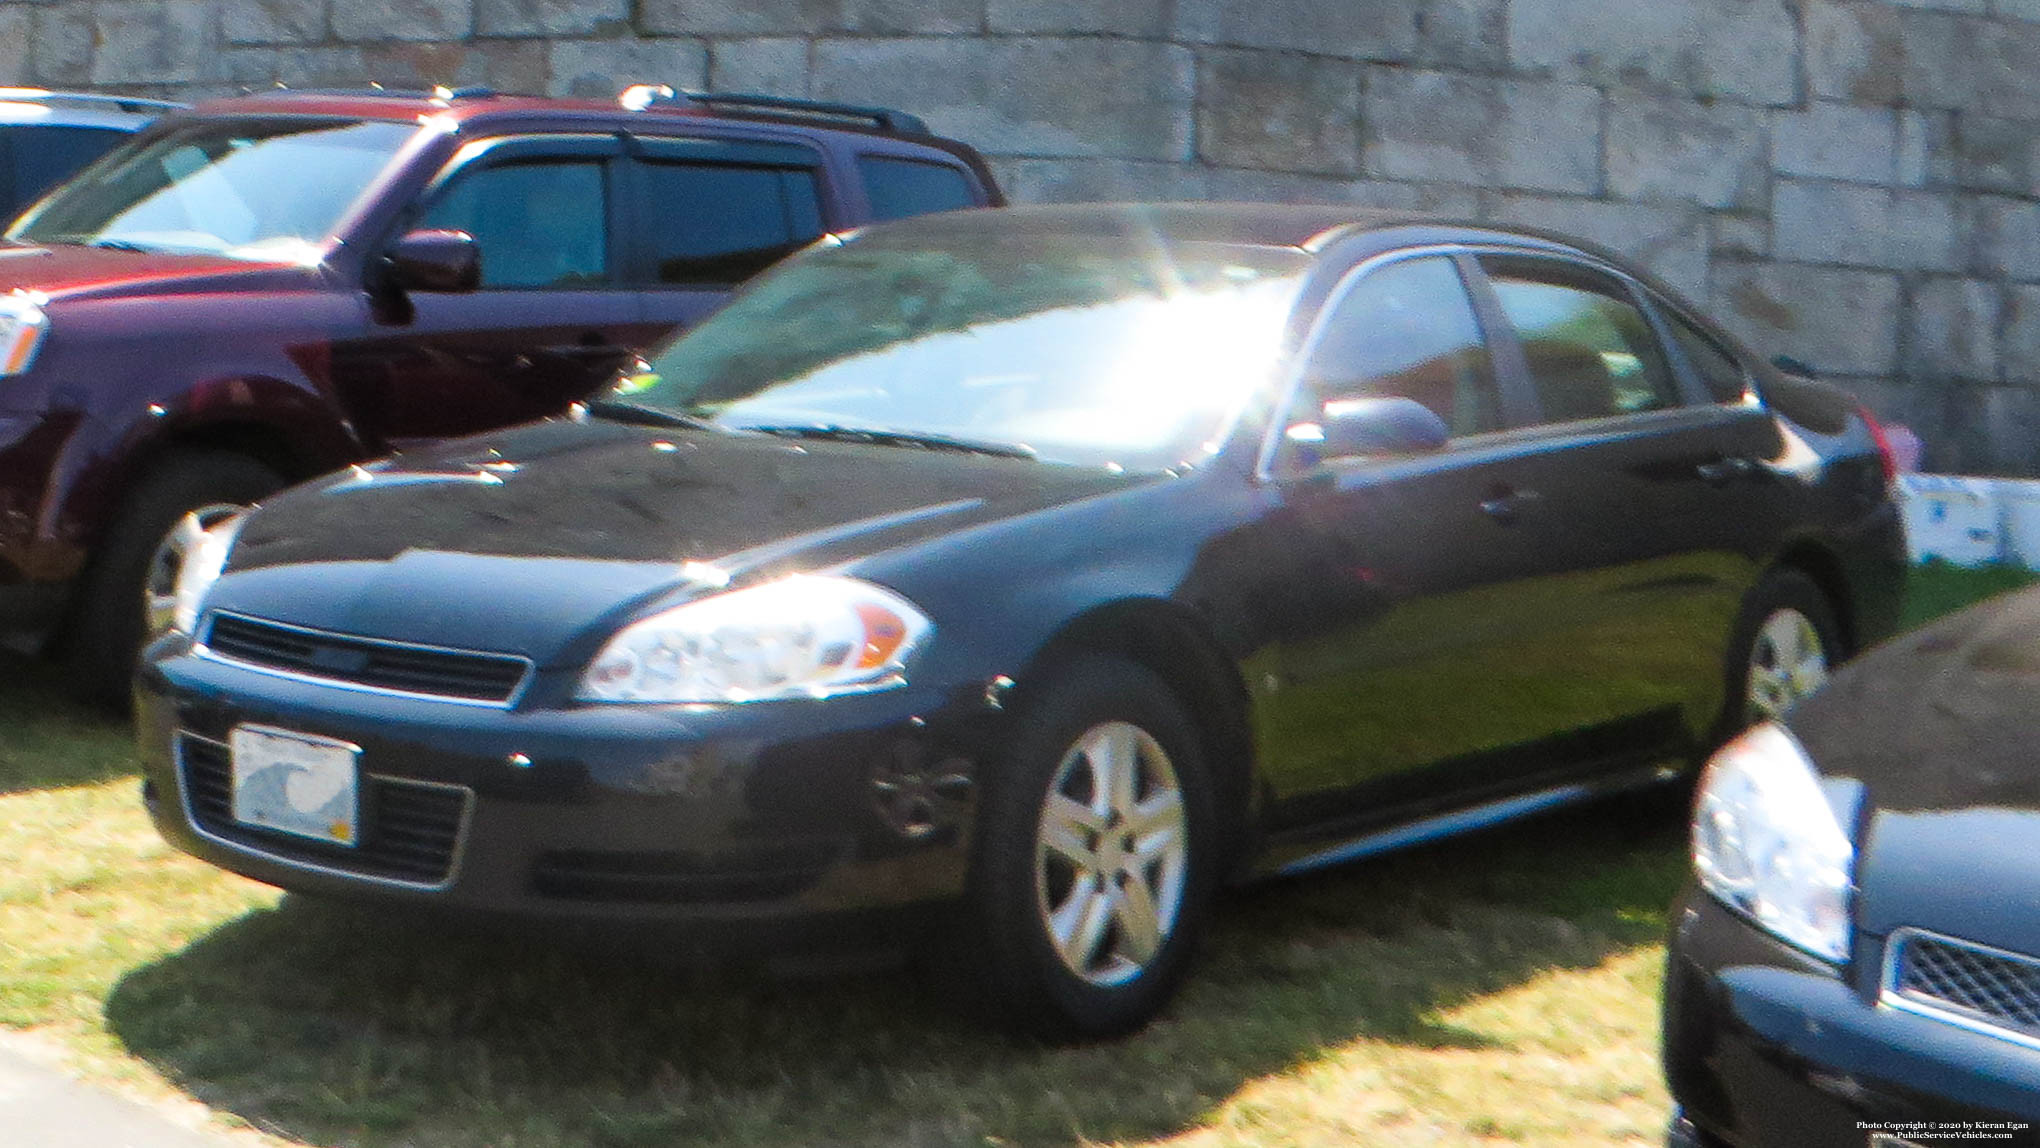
[1693,722,1858,963]
[0,294,48,377]
[165,512,246,636]
[578,575,932,703]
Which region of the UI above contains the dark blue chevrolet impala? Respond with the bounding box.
[137,204,1906,1038]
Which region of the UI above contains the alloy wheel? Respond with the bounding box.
[1033,720,1190,987]
[1747,606,1828,722]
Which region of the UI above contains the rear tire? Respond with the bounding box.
[1718,567,1842,738]
[58,450,282,707]
[934,656,1217,1041]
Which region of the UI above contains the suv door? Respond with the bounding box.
[1257,252,1603,844]
[330,135,661,448]
[626,135,830,337]
[1467,253,1776,758]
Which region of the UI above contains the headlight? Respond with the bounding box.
[578,575,932,703]
[0,294,48,377]
[1693,722,1857,962]
[166,513,245,636]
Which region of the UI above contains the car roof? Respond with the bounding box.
[178,89,973,152]
[0,89,180,130]
[841,201,1615,258]
[842,202,1409,252]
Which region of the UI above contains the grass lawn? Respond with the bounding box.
[0,561,2031,1147]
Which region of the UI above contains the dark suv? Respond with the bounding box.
[0,89,181,220]
[0,85,1001,696]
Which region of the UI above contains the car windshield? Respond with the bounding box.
[8,117,417,262]
[619,232,1312,470]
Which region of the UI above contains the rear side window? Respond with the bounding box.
[1,125,129,218]
[1482,259,1679,423]
[1667,312,1752,404]
[858,156,978,223]
[422,159,610,289]
[1302,256,1500,438]
[637,161,823,287]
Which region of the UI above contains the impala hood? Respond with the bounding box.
[208,417,1153,663]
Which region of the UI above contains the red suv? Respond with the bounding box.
[0,86,1001,697]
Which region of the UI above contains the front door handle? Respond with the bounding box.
[1479,486,1541,525]
[540,342,633,363]
[1695,456,1757,485]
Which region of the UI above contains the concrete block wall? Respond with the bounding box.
[16,0,2040,474]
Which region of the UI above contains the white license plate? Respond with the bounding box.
[229,725,360,847]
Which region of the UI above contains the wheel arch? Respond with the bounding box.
[1015,597,1259,876]
[1770,539,1858,658]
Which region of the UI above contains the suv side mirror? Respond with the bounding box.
[386,229,480,293]
[1287,395,1450,462]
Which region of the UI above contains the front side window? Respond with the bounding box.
[9,118,417,262]
[421,159,609,289]
[1302,256,1499,437]
[617,233,1311,471]
[1483,259,1679,423]
[636,160,822,286]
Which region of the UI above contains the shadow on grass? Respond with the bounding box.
[0,653,137,794]
[103,791,1688,1148]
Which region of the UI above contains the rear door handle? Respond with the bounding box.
[1479,486,1541,525]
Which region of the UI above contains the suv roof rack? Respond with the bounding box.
[249,85,500,102]
[618,85,929,135]
[0,88,185,115]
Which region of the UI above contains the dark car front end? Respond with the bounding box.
[1664,592,2040,1147]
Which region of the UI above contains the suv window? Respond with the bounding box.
[636,160,822,286]
[422,159,609,289]
[1482,259,1679,423]
[858,156,977,223]
[1666,311,1751,404]
[0,125,129,218]
[1302,255,1500,437]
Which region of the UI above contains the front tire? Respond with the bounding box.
[59,450,282,706]
[942,656,1216,1041]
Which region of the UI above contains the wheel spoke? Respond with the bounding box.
[1041,794,1104,869]
[1747,665,1786,720]
[1113,875,1163,964]
[1100,724,1142,815]
[1126,788,1183,858]
[1049,878,1113,972]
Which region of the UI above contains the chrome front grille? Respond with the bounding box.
[201,612,532,706]
[1884,927,2040,1049]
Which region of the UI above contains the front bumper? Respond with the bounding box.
[1663,887,2040,1148]
[137,637,1004,931]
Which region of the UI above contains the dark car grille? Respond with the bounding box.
[177,733,470,887]
[203,613,531,705]
[530,842,841,904]
[1886,928,2040,1045]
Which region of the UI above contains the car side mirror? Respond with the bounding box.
[1772,354,1818,378]
[1286,395,1450,463]
[385,228,480,293]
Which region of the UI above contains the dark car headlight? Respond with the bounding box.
[577,575,932,704]
[1693,722,1857,963]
